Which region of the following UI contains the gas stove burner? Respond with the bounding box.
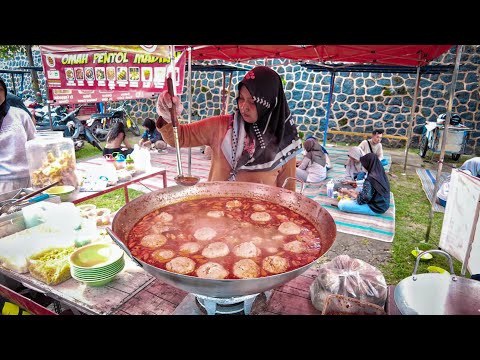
[194,293,260,315]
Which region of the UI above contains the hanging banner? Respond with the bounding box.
[39,45,186,105]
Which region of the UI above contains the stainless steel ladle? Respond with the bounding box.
[166,76,200,187]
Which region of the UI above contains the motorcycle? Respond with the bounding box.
[419,113,473,161]
[87,101,141,141]
[61,105,103,152]
[35,104,70,131]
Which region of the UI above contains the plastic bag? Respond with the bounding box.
[436,179,450,203]
[310,254,387,310]
[130,144,151,173]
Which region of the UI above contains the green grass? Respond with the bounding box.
[75,143,102,159]
[81,188,145,212]
[380,161,467,285]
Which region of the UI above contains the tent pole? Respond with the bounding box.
[402,66,421,173]
[187,46,192,176]
[221,71,226,114]
[323,71,335,147]
[425,45,463,241]
[224,72,233,115]
[9,73,15,94]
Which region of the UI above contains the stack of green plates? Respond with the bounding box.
[69,243,125,287]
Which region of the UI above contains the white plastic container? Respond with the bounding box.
[25,135,79,190]
[327,180,334,198]
[356,179,365,192]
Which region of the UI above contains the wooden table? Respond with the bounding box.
[0,255,155,315]
[71,163,167,204]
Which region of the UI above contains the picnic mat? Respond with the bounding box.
[415,168,450,213]
[294,147,395,242]
[114,146,396,242]
[300,183,396,243]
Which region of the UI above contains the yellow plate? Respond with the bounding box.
[427,266,450,275]
[411,249,433,260]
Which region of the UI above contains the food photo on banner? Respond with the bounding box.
[39,45,186,104]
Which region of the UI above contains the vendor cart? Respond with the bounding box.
[419,118,473,161]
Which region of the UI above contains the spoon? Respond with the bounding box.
[166,76,200,187]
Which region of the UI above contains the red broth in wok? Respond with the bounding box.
[127,197,323,279]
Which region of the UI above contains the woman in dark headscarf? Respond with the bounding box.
[0,78,37,194]
[337,153,391,215]
[296,138,327,182]
[155,66,302,191]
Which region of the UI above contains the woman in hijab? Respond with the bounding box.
[304,133,331,169]
[337,153,391,215]
[155,66,302,191]
[296,138,327,182]
[0,78,36,194]
[344,146,366,181]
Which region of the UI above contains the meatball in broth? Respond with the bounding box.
[196,262,229,279]
[166,257,196,275]
[233,259,260,279]
[233,241,261,258]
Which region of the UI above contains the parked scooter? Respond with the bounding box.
[61,105,103,152]
[35,104,70,131]
[419,113,472,161]
[87,101,141,141]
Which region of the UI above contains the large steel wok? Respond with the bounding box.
[107,181,336,298]
[394,250,480,315]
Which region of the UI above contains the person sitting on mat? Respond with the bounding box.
[336,153,390,216]
[103,122,133,157]
[304,134,331,170]
[296,137,327,183]
[359,129,388,167]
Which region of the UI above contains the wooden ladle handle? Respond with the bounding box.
[13,181,60,204]
[166,76,178,128]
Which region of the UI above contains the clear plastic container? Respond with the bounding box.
[25,135,79,190]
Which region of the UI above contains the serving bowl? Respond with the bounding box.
[44,185,76,201]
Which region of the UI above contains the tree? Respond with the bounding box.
[0,45,42,103]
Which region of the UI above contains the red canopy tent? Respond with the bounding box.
[184,45,452,66]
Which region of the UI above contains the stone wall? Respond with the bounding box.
[1,45,478,155]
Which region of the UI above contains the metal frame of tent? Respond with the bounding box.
[0,69,30,97]
[174,44,463,244]
[299,62,454,169]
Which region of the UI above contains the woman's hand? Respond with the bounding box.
[339,187,357,199]
[156,91,184,123]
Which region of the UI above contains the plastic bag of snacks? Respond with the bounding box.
[310,254,387,310]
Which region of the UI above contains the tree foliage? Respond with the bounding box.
[0,45,25,59]
[0,45,42,102]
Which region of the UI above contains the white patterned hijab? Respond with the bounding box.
[221,66,301,180]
